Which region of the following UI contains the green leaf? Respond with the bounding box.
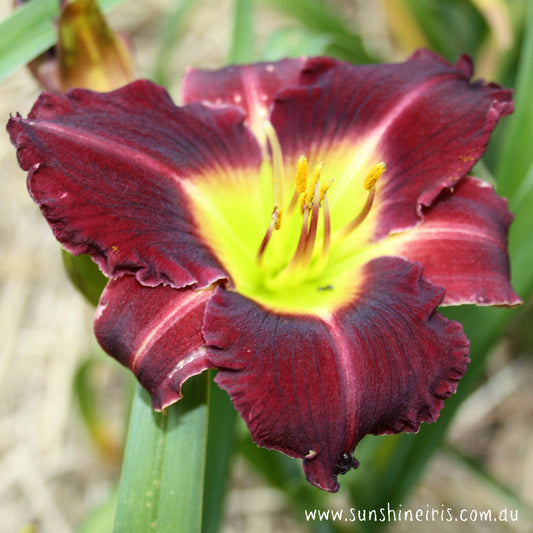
[113,378,209,533]
[402,0,487,60]
[229,0,255,64]
[76,488,118,533]
[262,0,377,63]
[496,1,533,198]
[62,250,107,307]
[508,163,533,299]
[262,27,333,61]
[202,375,236,533]
[73,357,120,462]
[151,0,204,88]
[0,0,126,83]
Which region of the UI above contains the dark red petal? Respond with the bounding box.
[7,80,263,288]
[182,58,306,140]
[203,257,469,492]
[94,276,213,409]
[395,177,522,306]
[270,51,513,238]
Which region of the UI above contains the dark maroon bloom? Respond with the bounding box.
[7,51,520,491]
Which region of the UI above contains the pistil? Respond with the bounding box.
[256,121,286,264]
[263,121,284,214]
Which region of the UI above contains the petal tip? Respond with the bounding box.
[455,54,474,78]
[303,450,360,493]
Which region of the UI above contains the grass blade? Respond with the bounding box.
[151,0,203,88]
[496,1,533,197]
[202,375,236,533]
[229,0,255,64]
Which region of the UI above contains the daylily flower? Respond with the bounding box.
[7,50,520,492]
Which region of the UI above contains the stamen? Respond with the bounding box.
[338,188,375,236]
[288,155,308,214]
[364,161,385,190]
[287,189,300,215]
[273,168,329,284]
[256,206,282,263]
[291,208,311,267]
[319,179,334,201]
[303,162,324,210]
[307,185,332,277]
[295,155,308,194]
[301,180,321,266]
[336,162,385,238]
[259,153,340,288]
[320,193,331,265]
[311,180,333,277]
[274,207,283,230]
[272,156,333,284]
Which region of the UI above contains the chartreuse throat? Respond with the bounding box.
[184,122,386,315]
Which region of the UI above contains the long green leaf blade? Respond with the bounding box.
[229,0,255,64]
[508,164,533,299]
[113,378,209,533]
[202,376,236,533]
[0,0,125,82]
[151,0,203,88]
[496,1,533,197]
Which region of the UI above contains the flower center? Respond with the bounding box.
[183,122,386,315]
[253,122,385,298]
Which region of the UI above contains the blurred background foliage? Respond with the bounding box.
[1,0,532,532]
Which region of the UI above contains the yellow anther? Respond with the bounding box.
[298,194,306,213]
[304,162,324,207]
[319,179,334,201]
[273,206,283,230]
[295,155,308,194]
[364,162,386,190]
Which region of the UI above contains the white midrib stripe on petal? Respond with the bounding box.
[131,290,210,372]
